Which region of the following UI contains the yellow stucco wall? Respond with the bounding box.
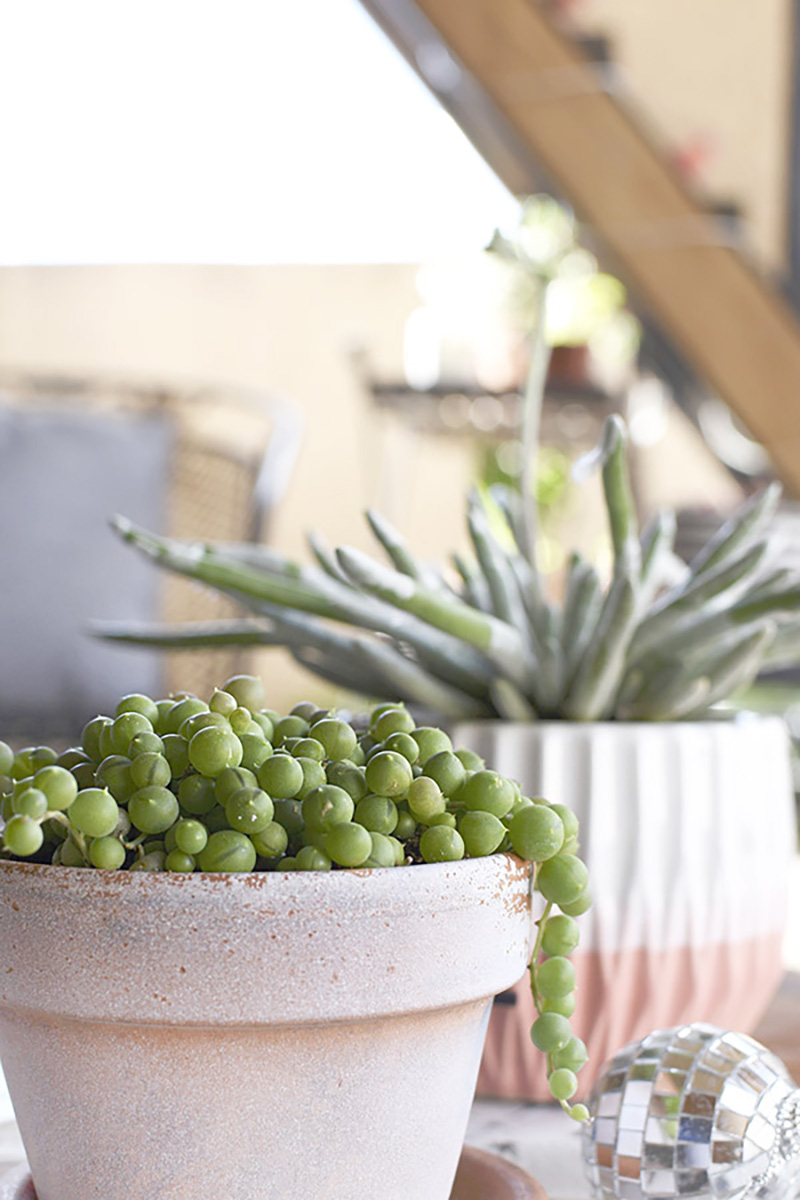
[0,272,750,717]
[0,264,484,710]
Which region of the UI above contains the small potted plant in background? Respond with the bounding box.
[99,203,800,1103]
[487,193,639,397]
[0,674,590,1200]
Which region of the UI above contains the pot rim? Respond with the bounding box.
[451,710,783,731]
[0,849,531,893]
[0,852,536,1025]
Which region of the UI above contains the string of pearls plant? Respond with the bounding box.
[0,675,591,1116]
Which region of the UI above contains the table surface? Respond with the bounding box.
[2,974,800,1200]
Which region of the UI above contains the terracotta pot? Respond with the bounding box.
[0,1146,549,1200]
[0,855,534,1200]
[547,343,592,389]
[452,1146,548,1198]
[452,716,796,1102]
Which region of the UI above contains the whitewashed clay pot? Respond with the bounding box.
[0,1146,548,1200]
[0,855,534,1200]
[453,716,796,1102]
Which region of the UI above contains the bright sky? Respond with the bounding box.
[0,0,519,264]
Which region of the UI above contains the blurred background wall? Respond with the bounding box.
[0,260,492,548]
[0,264,483,710]
[0,258,740,713]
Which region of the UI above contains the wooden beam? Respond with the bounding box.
[386,0,800,495]
[787,0,800,307]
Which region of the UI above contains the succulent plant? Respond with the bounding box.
[99,412,800,723]
[99,200,800,723]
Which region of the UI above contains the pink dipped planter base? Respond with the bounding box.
[479,933,786,1100]
[454,717,796,1102]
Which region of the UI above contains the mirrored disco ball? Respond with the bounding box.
[582,1023,800,1198]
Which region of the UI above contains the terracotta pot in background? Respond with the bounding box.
[547,343,592,389]
[0,855,534,1200]
[452,716,796,1102]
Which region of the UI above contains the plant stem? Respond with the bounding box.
[519,277,552,568]
[122,833,147,852]
[528,898,553,1015]
[71,827,90,865]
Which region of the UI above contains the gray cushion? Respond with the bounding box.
[0,402,173,737]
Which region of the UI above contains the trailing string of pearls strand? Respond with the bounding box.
[582,1023,800,1198]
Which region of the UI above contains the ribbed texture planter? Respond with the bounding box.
[452,716,796,1102]
[0,856,534,1200]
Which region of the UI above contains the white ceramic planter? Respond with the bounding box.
[452,715,796,1101]
[0,855,534,1200]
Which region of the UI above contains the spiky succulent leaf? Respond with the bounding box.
[104,418,800,723]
